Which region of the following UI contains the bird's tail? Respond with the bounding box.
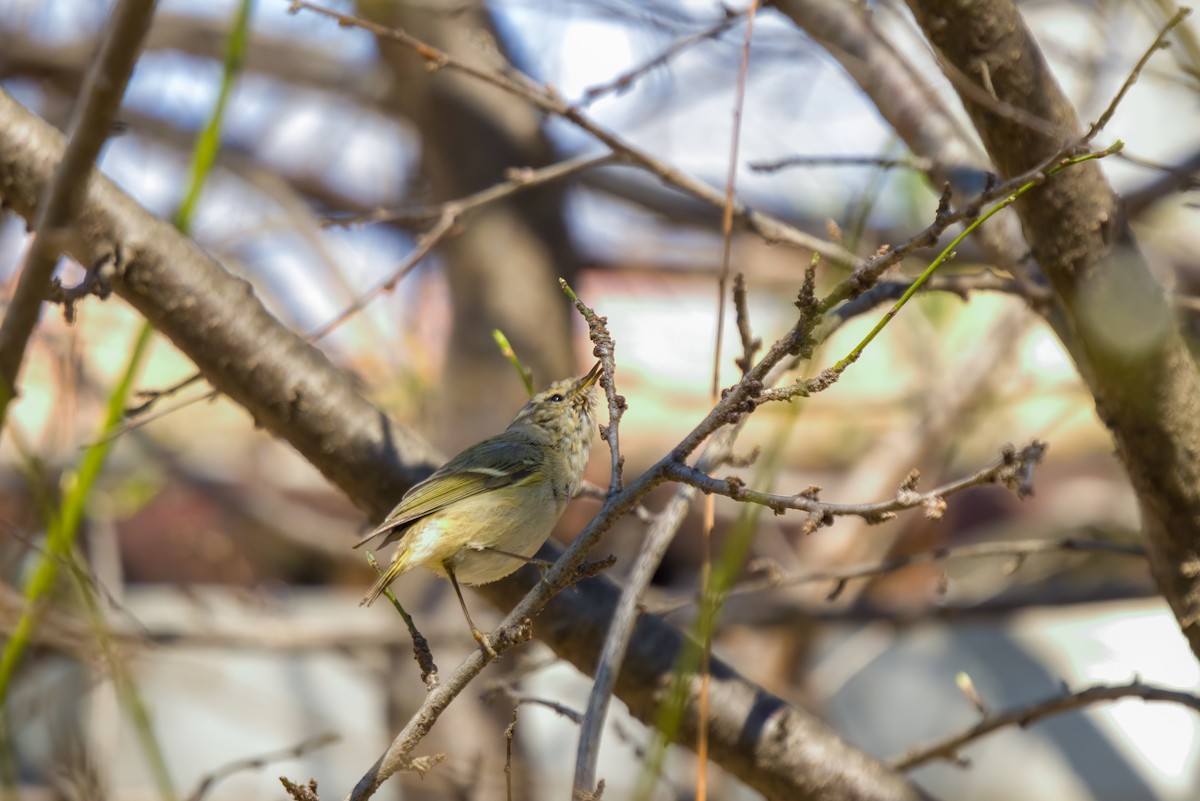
[360,548,412,607]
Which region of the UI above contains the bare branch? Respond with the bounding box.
[890,679,1200,771]
[574,426,741,799]
[481,684,585,725]
[1084,8,1191,139]
[907,0,1200,659]
[750,154,933,174]
[1122,147,1200,216]
[663,442,1047,526]
[561,281,626,493]
[828,272,1053,328]
[578,12,743,106]
[112,153,613,429]
[189,734,338,801]
[654,537,1146,616]
[733,273,761,375]
[322,153,612,228]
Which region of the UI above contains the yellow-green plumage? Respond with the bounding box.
[356,362,600,607]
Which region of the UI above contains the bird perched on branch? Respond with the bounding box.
[356,361,601,652]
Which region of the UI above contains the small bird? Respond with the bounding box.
[356,361,601,651]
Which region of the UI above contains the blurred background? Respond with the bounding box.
[2,0,1199,799]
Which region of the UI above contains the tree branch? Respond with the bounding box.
[889,680,1200,771]
[654,537,1147,616]
[907,0,1200,660]
[663,442,1046,527]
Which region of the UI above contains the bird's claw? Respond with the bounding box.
[472,628,498,660]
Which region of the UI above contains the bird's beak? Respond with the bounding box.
[577,360,602,392]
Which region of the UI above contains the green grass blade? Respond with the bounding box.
[493,329,534,397]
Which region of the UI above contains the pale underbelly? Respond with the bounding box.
[400,490,563,585]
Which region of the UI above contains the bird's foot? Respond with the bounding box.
[472,627,498,660]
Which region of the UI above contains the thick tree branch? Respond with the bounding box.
[906,0,1200,658]
[0,88,441,508]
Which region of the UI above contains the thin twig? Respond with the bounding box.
[579,13,743,106]
[129,371,207,417]
[749,154,933,174]
[305,211,456,341]
[505,709,520,801]
[189,734,338,801]
[575,480,653,521]
[663,441,1047,527]
[561,280,624,494]
[732,273,760,375]
[1085,8,1191,139]
[323,153,612,227]
[829,272,1053,326]
[889,679,1200,771]
[652,537,1145,616]
[366,551,438,691]
[482,684,585,725]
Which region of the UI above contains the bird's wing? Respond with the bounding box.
[352,434,544,548]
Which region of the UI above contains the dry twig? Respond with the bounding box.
[653,537,1145,615]
[890,679,1200,771]
[665,442,1047,526]
[190,734,338,801]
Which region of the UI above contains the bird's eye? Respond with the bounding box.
[549,393,565,403]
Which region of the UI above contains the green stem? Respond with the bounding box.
[492,329,534,397]
[637,402,802,799]
[0,322,153,703]
[832,143,1123,374]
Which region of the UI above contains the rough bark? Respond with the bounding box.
[0,90,442,509]
[907,0,1200,656]
[0,87,931,801]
